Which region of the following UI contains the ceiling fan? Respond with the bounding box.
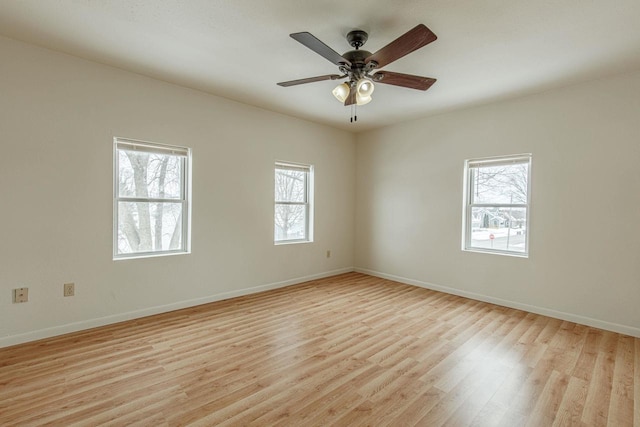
[277,24,437,120]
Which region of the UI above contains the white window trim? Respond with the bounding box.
[462,153,532,257]
[113,137,192,260]
[274,161,314,244]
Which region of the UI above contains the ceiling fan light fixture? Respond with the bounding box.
[356,78,375,98]
[332,82,350,102]
[356,94,372,106]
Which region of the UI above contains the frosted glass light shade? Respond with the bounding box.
[356,94,372,105]
[332,83,350,102]
[356,79,375,97]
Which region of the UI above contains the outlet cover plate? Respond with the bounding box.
[64,283,75,297]
[13,288,28,303]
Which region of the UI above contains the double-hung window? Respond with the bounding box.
[114,138,191,259]
[274,161,313,243]
[463,154,531,256]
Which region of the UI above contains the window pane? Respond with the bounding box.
[469,207,527,253]
[118,150,182,199]
[471,163,528,204]
[274,204,307,241]
[275,168,306,203]
[117,201,183,254]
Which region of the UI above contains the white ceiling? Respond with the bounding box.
[1,1,640,133]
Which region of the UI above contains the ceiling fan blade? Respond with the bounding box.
[366,24,437,69]
[277,74,344,87]
[344,86,357,106]
[373,71,436,91]
[290,32,351,66]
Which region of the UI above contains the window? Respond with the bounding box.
[114,138,191,259]
[274,161,313,243]
[463,154,531,256]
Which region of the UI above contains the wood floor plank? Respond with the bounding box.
[0,272,637,426]
[524,370,570,427]
[382,386,445,426]
[470,400,508,426]
[438,357,513,426]
[608,335,635,426]
[581,338,617,426]
[552,375,589,427]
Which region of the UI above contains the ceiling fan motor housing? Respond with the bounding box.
[341,51,374,84]
[342,49,372,64]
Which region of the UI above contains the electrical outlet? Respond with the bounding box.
[13,288,28,303]
[64,283,75,297]
[326,250,331,258]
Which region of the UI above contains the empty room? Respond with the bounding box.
[0,1,639,425]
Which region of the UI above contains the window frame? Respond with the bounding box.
[113,137,192,260]
[274,161,314,244]
[462,153,532,257]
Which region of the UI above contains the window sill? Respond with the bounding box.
[113,250,190,261]
[274,239,312,246]
[462,248,528,258]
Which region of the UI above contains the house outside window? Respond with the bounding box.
[114,138,191,259]
[463,154,531,256]
[274,161,313,244]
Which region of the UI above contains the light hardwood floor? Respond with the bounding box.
[0,272,638,426]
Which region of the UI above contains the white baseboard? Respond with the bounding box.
[7,266,636,348]
[0,267,354,349]
[355,267,640,338]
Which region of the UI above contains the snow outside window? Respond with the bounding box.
[463,154,531,257]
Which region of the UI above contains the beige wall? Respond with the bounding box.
[0,36,356,346]
[3,33,639,347]
[355,71,640,336]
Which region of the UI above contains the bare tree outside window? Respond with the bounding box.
[464,155,531,256]
[472,163,528,205]
[114,139,190,258]
[274,163,312,243]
